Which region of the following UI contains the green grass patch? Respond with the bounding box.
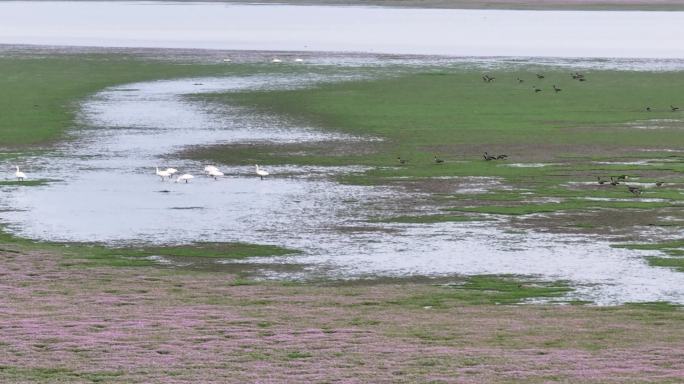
[0,179,53,187]
[646,257,684,272]
[0,366,124,382]
[391,275,572,307]
[0,227,297,268]
[0,52,314,146]
[285,351,313,359]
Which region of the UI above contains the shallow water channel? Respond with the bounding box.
[0,68,682,305]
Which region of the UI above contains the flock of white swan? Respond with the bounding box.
[11,164,269,183]
[156,164,269,183]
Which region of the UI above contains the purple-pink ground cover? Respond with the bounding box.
[1,249,684,383]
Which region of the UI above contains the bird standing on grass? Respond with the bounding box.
[434,155,444,164]
[627,185,642,196]
[671,105,680,112]
[397,156,408,165]
[553,85,562,93]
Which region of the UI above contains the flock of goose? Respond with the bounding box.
[155,164,269,183]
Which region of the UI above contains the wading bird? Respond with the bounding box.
[14,165,26,181]
[271,58,282,63]
[483,152,497,161]
[434,155,444,164]
[255,164,269,180]
[204,165,219,174]
[175,174,194,183]
[155,167,171,181]
[207,169,224,180]
[294,58,304,63]
[166,168,178,176]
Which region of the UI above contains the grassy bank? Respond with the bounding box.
[190,69,684,227]
[0,229,297,268]
[0,53,279,146]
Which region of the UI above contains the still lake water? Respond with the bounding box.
[1,1,684,58]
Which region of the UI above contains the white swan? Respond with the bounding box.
[271,58,282,63]
[204,165,219,174]
[165,167,178,175]
[294,58,304,63]
[255,164,269,180]
[175,174,194,183]
[207,169,224,180]
[14,165,26,181]
[155,167,171,181]
[223,58,232,63]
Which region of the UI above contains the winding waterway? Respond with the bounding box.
[0,70,681,305]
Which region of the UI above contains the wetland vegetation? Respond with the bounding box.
[2,44,684,383]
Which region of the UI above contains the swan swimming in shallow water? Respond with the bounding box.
[255,164,269,180]
[175,174,194,183]
[204,165,219,174]
[207,169,224,180]
[14,165,26,181]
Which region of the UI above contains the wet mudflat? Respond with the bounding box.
[1,57,684,304]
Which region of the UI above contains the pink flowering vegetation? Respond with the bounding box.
[1,249,684,383]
